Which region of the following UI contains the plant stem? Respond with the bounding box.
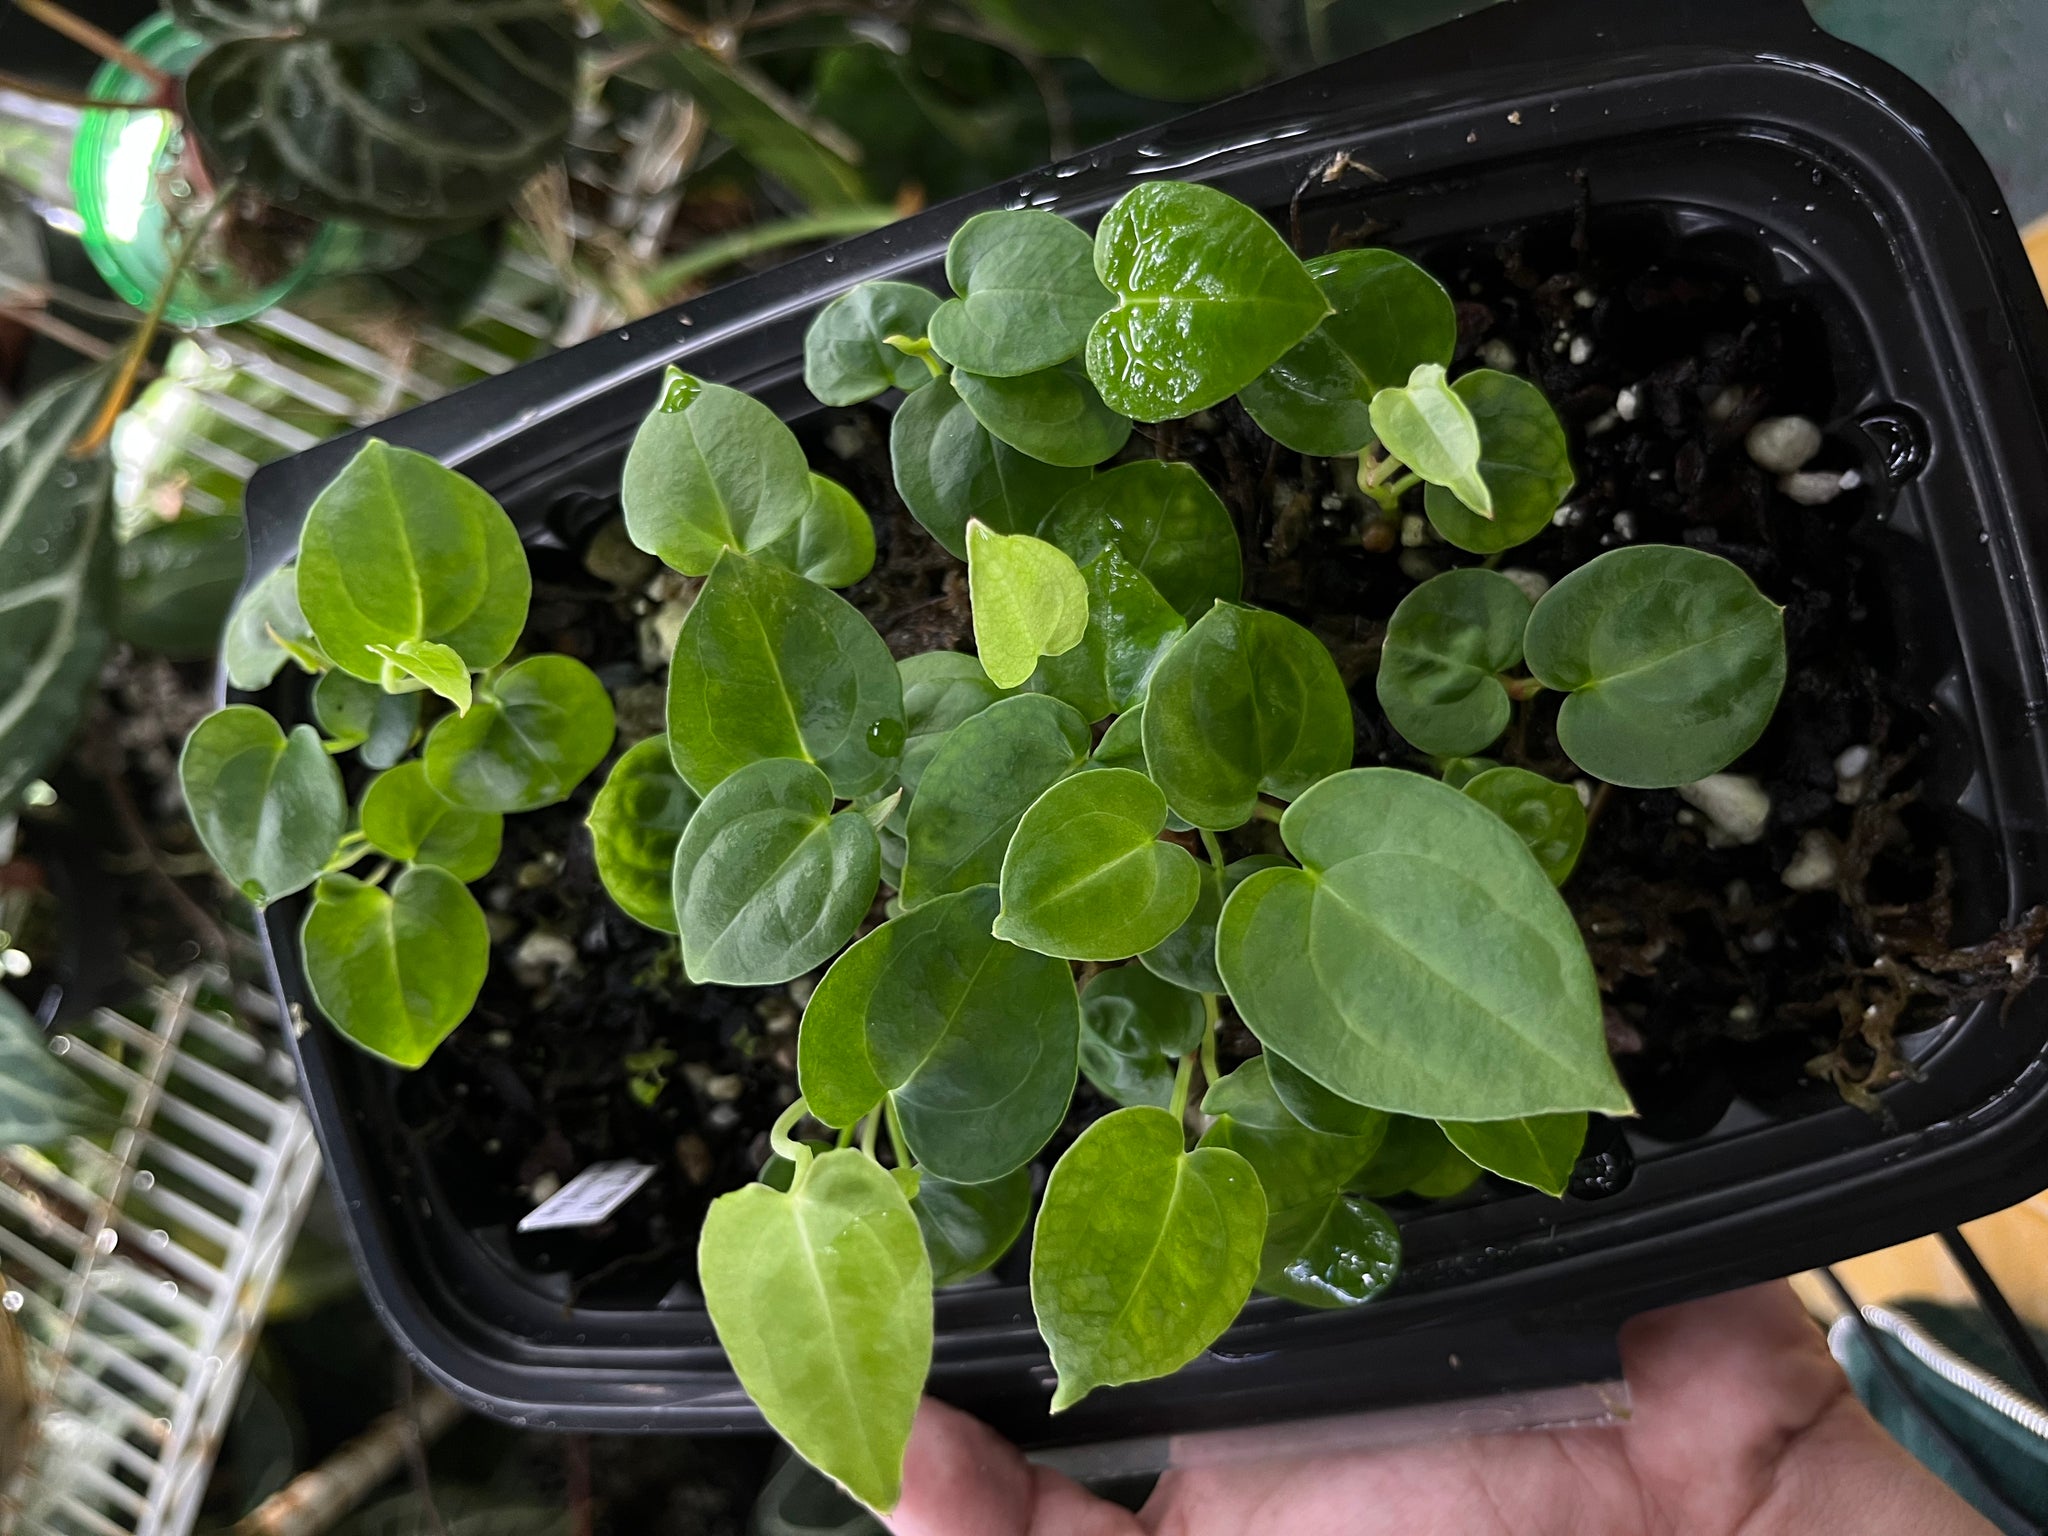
[1384,471,1421,499]
[645,205,898,300]
[884,333,945,378]
[11,0,169,87]
[769,1095,811,1173]
[0,67,134,109]
[1198,828,1226,875]
[1503,675,1548,702]
[1250,800,1283,824]
[1200,994,1221,1093]
[1168,1051,1196,1124]
[859,1110,880,1160]
[883,1097,910,1168]
[834,1122,854,1149]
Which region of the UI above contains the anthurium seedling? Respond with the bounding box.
[1422,369,1576,553]
[179,706,346,905]
[965,521,1089,688]
[586,738,701,934]
[1376,568,1533,757]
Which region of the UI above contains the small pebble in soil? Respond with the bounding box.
[1615,386,1640,421]
[1574,780,1594,808]
[1679,773,1772,847]
[1574,287,1597,309]
[1611,511,1638,541]
[1835,744,1874,803]
[1500,567,1551,604]
[1746,415,1824,473]
[530,1171,561,1204]
[705,1073,744,1102]
[1706,385,1749,425]
[1478,337,1517,371]
[1782,828,1842,892]
[1729,1000,1759,1027]
[583,519,657,589]
[1778,469,1860,506]
[513,929,577,986]
[640,602,692,672]
[1587,409,1619,437]
[1568,335,1594,365]
[1361,517,1398,553]
[1399,514,1430,547]
[827,423,865,460]
[676,1134,713,1185]
[1397,549,1440,583]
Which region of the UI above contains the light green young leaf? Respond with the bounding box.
[296,440,529,682]
[929,209,1111,377]
[757,473,877,588]
[424,655,615,813]
[667,550,904,798]
[1422,370,1575,554]
[1142,603,1353,830]
[890,375,1090,559]
[1078,965,1207,1110]
[672,758,880,986]
[311,670,419,768]
[804,281,944,405]
[966,522,1089,690]
[1355,1115,1484,1200]
[620,369,813,576]
[1440,1112,1588,1198]
[1217,769,1631,1120]
[359,761,502,882]
[1085,181,1329,422]
[899,693,1090,906]
[1462,766,1586,885]
[913,1164,1034,1288]
[224,562,326,690]
[1523,546,1787,788]
[1241,249,1457,456]
[1040,460,1241,622]
[698,1149,931,1513]
[952,362,1131,468]
[179,706,345,906]
[587,737,702,934]
[367,638,472,714]
[995,769,1200,960]
[300,866,489,1069]
[1375,568,1532,757]
[1031,1105,1264,1411]
[1369,364,1490,515]
[896,651,1007,798]
[1026,546,1184,723]
[797,885,1079,1182]
[1139,853,1285,994]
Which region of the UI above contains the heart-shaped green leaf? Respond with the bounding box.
[621,369,813,576]
[1085,181,1329,421]
[672,758,880,986]
[367,638,471,714]
[952,361,1131,468]
[803,281,944,405]
[180,706,345,906]
[1461,766,1586,885]
[359,761,501,882]
[966,521,1089,690]
[1141,603,1353,830]
[1078,965,1207,1110]
[1422,369,1575,554]
[1355,1115,1483,1199]
[1026,546,1184,723]
[667,549,904,798]
[1217,768,1630,1120]
[1369,364,1489,514]
[912,1164,1034,1288]
[1039,460,1241,622]
[899,693,1089,907]
[224,562,325,690]
[798,885,1079,1183]
[1523,546,1787,788]
[312,670,420,768]
[995,769,1201,960]
[1031,1105,1264,1410]
[424,654,615,812]
[1440,1112,1587,1198]
[1265,1049,1384,1137]
[296,441,529,683]
[928,209,1111,376]
[1139,853,1285,994]
[698,1148,930,1513]
[587,737,702,934]
[300,865,489,1068]
[1240,249,1457,456]
[757,473,876,588]
[1375,568,1532,757]
[896,651,1008,798]
[890,375,1090,559]
[1259,1193,1402,1308]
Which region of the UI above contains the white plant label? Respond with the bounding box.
[517,1160,658,1232]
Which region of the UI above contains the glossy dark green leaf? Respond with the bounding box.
[966,522,1089,689]
[667,550,904,799]
[1086,181,1330,422]
[300,866,488,1068]
[114,513,245,658]
[672,758,879,986]
[223,562,326,691]
[963,0,1265,100]
[1258,1193,1401,1308]
[798,886,1079,1182]
[296,440,529,683]
[698,1149,930,1513]
[804,281,945,406]
[1462,766,1586,885]
[312,670,420,769]
[1139,854,1285,994]
[1441,1112,1587,1198]
[1266,1049,1384,1138]
[1026,546,1184,723]
[1078,965,1206,1110]
[1375,568,1531,756]
[952,362,1131,468]
[890,375,1090,559]
[757,473,876,589]
[359,761,501,882]
[621,369,812,576]
[180,707,345,906]
[1141,603,1353,830]
[1217,769,1630,1120]
[424,654,615,813]
[1354,1115,1483,1199]
[1438,755,1499,791]
[913,1165,1034,1287]
[176,0,578,230]
[1039,460,1241,622]
[1370,363,1489,513]
[929,209,1110,377]
[368,638,471,714]
[896,651,1007,798]
[995,769,1201,961]
[900,693,1089,906]
[1523,546,1788,789]
[1240,249,1457,456]
[1032,1106,1264,1411]
[1423,370,1575,554]
[587,737,702,934]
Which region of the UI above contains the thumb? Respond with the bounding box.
[882,1398,1142,1536]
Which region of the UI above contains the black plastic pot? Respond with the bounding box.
[242,0,2048,1446]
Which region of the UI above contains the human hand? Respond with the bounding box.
[882,1283,1996,1536]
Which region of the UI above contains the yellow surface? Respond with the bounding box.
[2030,215,2048,298]
[1796,1194,2048,1327]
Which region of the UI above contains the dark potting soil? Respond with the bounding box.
[390,200,2047,1306]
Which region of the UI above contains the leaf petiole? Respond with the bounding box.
[1168,1050,1196,1125]
[770,1096,813,1185]
[1503,675,1548,702]
[1199,995,1221,1093]
[883,1097,911,1169]
[860,1110,881,1160]
[1198,828,1226,875]
[882,334,945,379]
